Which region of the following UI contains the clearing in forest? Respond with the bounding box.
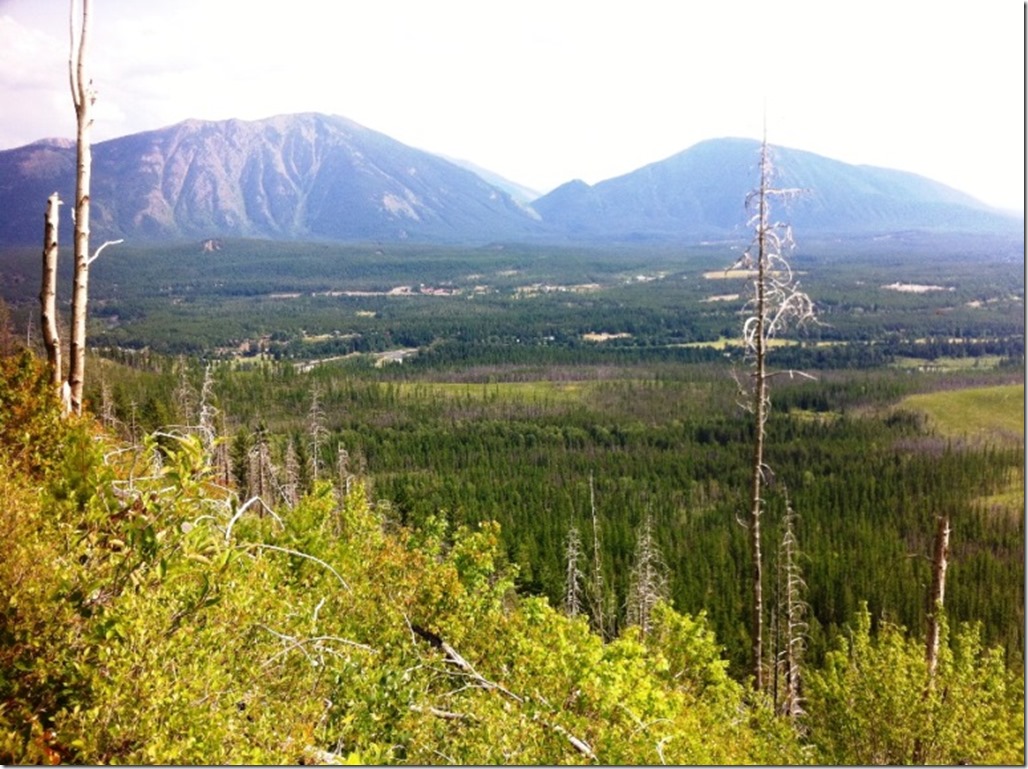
[900,383,1024,446]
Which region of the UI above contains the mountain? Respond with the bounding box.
[0,113,541,244]
[441,155,542,207]
[0,118,1020,246]
[531,137,1023,241]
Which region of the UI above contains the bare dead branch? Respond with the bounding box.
[247,543,350,591]
[409,704,476,722]
[86,238,123,265]
[409,623,597,762]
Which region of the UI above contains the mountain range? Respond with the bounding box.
[0,112,1021,246]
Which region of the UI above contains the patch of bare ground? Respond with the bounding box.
[881,281,954,293]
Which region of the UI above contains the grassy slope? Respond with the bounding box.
[900,384,1024,446]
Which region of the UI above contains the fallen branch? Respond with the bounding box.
[409,704,476,722]
[225,495,283,542]
[257,624,374,669]
[247,543,350,591]
[410,622,522,702]
[408,622,597,762]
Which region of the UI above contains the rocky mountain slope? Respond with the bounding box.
[0,115,1020,245]
[0,113,540,244]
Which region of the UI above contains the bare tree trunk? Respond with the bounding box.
[925,515,950,680]
[914,514,951,764]
[734,133,814,692]
[748,138,771,692]
[626,514,669,637]
[40,193,66,402]
[777,496,806,718]
[562,525,584,617]
[736,132,814,694]
[282,439,300,508]
[587,473,609,638]
[68,0,95,415]
[307,386,327,480]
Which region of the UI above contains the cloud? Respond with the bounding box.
[0,0,1022,209]
[0,14,73,143]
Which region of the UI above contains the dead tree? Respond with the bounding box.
[248,431,275,504]
[925,514,951,680]
[913,514,952,764]
[281,439,301,508]
[774,495,807,718]
[562,525,585,617]
[307,386,327,480]
[172,358,199,425]
[409,622,597,762]
[625,514,669,637]
[40,193,67,405]
[586,473,612,639]
[733,133,815,691]
[67,0,95,415]
[197,364,219,454]
[66,0,120,415]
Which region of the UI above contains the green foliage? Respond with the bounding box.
[2,235,1024,763]
[1,344,1023,763]
[86,349,1025,673]
[804,605,1024,765]
[0,347,69,478]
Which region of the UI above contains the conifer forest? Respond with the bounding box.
[1,218,1023,764]
[0,22,1023,754]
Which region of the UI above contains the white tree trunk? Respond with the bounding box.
[40,193,66,406]
[68,0,94,415]
[925,515,950,679]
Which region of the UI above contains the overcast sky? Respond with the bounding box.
[0,0,1023,210]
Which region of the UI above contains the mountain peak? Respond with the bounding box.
[531,137,1022,240]
[0,113,541,244]
[0,118,1019,245]
[26,137,76,150]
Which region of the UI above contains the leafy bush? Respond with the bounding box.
[804,604,1024,765]
[0,346,1021,764]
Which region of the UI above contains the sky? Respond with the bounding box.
[0,0,1024,211]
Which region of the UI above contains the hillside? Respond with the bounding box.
[531,137,1023,240]
[0,114,540,245]
[0,347,1022,765]
[0,116,1021,246]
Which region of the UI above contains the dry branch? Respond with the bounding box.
[409,623,598,762]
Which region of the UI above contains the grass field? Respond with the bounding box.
[891,355,1006,371]
[900,383,1024,446]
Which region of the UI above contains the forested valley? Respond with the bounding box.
[0,232,1024,764]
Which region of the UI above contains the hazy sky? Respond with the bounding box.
[0,0,1023,210]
